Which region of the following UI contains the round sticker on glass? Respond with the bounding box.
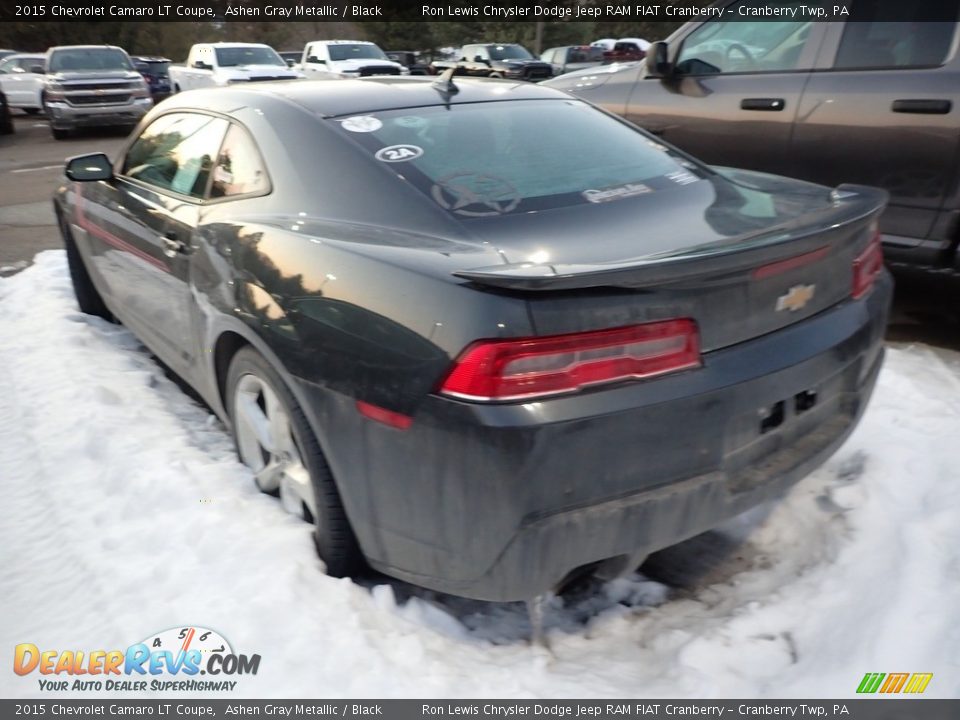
[375,144,424,163]
[341,116,382,133]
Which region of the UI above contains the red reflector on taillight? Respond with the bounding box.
[356,400,413,430]
[852,230,884,299]
[439,319,701,402]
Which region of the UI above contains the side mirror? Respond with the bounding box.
[30,65,45,74]
[473,55,485,63]
[193,60,212,70]
[65,153,113,182]
[646,41,673,78]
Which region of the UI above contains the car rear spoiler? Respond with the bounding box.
[452,185,887,291]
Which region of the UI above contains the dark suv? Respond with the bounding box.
[432,44,553,81]
[547,0,960,277]
[131,56,172,102]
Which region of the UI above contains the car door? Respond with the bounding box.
[791,3,960,253]
[84,111,229,373]
[624,0,828,178]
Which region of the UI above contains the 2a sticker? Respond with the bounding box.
[375,145,424,163]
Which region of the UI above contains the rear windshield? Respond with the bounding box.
[333,99,708,218]
[215,46,284,67]
[135,61,170,76]
[49,48,132,72]
[328,44,387,61]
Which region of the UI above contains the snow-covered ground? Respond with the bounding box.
[1,251,958,698]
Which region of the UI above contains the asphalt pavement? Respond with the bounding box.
[0,112,126,276]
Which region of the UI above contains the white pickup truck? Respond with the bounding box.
[299,40,406,78]
[169,42,302,92]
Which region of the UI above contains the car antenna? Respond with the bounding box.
[432,66,460,97]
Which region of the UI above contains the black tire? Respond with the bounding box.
[488,72,503,79]
[0,110,12,135]
[51,126,70,140]
[59,212,112,319]
[226,347,365,578]
[24,107,40,115]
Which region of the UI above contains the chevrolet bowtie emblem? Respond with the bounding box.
[776,284,815,312]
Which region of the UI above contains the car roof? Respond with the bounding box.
[48,45,127,53]
[5,53,44,60]
[171,76,571,118]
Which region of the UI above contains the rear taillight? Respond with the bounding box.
[438,319,701,402]
[852,229,884,299]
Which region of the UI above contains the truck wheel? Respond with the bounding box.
[0,111,12,135]
[51,126,70,140]
[489,72,503,79]
[24,108,40,116]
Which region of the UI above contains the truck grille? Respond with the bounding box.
[358,66,400,77]
[67,94,132,106]
[249,75,292,82]
[63,82,135,91]
[523,66,552,80]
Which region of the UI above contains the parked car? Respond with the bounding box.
[55,76,890,602]
[299,40,405,78]
[0,53,45,114]
[546,1,960,278]
[169,43,302,93]
[385,50,430,75]
[540,45,605,76]
[603,38,651,64]
[42,45,152,140]
[432,43,553,81]
[0,88,13,134]
[131,56,172,102]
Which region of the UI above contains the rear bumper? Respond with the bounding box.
[45,99,151,129]
[303,273,892,601]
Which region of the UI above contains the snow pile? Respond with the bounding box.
[1,251,958,698]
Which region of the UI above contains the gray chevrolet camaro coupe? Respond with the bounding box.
[55,76,891,602]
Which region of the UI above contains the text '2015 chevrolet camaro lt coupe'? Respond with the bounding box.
[55,75,891,602]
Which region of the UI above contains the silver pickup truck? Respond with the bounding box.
[42,45,152,140]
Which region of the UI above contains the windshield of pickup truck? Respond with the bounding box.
[328,44,389,61]
[489,45,534,61]
[49,48,132,72]
[215,46,285,67]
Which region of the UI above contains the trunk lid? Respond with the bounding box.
[454,171,886,352]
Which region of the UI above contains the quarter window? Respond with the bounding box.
[122,113,229,198]
[834,1,958,69]
[677,1,820,74]
[210,124,270,199]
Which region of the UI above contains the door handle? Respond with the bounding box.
[161,231,189,258]
[740,98,785,111]
[892,99,951,114]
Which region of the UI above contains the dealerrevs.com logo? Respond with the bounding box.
[13,626,260,692]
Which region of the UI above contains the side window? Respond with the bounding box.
[0,58,15,73]
[834,2,958,69]
[677,1,819,74]
[122,112,229,198]
[210,124,270,199]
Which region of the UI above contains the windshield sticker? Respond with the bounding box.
[582,183,653,204]
[375,145,424,163]
[340,116,382,133]
[432,173,520,217]
[666,170,698,185]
